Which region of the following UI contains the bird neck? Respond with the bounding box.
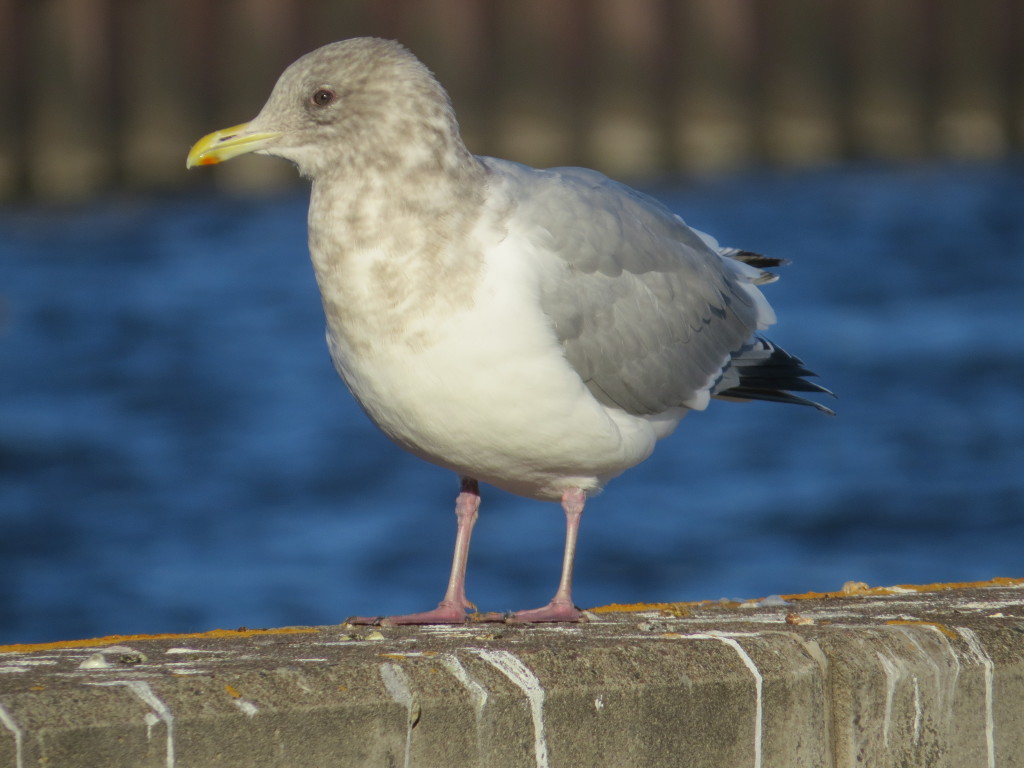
[306,152,488,355]
[307,145,485,258]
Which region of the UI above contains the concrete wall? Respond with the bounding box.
[1,579,1022,767]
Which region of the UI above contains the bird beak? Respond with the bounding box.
[186,122,282,168]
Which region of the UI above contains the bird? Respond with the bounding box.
[187,37,833,625]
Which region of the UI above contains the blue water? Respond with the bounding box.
[2,162,1022,644]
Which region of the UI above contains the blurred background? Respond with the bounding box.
[2,0,1023,644]
[2,0,1021,198]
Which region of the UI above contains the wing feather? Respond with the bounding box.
[486,160,771,416]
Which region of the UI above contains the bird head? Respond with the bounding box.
[186,37,460,180]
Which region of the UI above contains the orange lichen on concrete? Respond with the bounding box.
[894,576,1024,591]
[591,577,1024,615]
[0,626,319,655]
[4,577,1018,653]
[782,576,1024,602]
[588,601,706,615]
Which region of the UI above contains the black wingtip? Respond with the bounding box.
[715,338,836,415]
[722,387,836,415]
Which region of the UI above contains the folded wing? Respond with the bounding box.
[488,160,831,416]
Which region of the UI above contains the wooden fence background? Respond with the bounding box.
[1,0,1022,200]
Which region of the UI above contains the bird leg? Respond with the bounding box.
[509,487,587,623]
[348,477,485,625]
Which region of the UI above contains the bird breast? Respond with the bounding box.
[315,227,670,500]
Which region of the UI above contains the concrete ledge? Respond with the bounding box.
[2,579,1023,767]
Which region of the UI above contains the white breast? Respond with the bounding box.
[321,229,681,501]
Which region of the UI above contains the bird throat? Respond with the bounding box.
[307,167,486,356]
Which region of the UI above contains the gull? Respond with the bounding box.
[187,37,832,624]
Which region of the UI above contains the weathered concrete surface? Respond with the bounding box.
[1,579,1022,768]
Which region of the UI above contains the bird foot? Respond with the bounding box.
[347,599,477,626]
[507,600,586,623]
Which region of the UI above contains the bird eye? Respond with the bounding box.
[310,87,336,107]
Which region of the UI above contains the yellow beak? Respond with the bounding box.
[186,123,282,168]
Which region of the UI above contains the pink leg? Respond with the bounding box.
[509,488,587,623]
[348,477,491,626]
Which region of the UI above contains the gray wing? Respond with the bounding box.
[489,160,774,416]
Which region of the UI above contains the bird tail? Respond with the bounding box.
[713,337,835,414]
